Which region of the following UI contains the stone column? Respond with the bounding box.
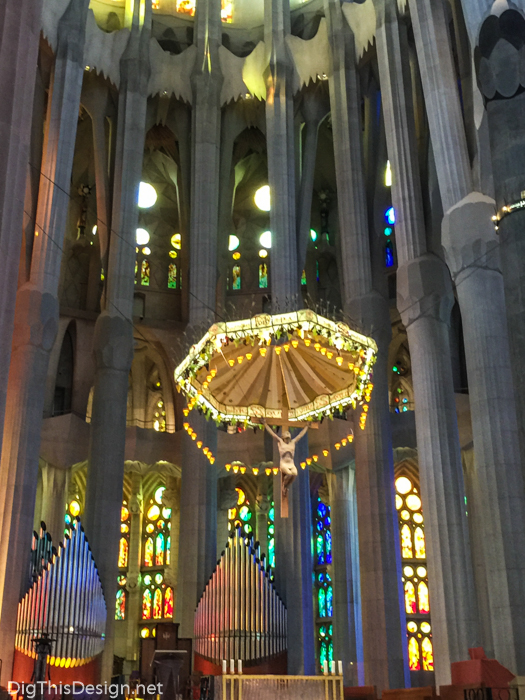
[273,433,315,675]
[0,0,42,460]
[325,0,408,688]
[410,0,525,673]
[177,0,221,639]
[373,0,479,685]
[83,0,151,681]
[124,468,143,674]
[328,466,362,687]
[0,0,90,683]
[40,461,70,544]
[264,0,299,310]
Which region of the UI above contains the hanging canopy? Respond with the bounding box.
[174,310,377,428]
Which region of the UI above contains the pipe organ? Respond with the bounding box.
[16,519,106,667]
[194,528,287,664]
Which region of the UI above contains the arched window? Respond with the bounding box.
[232,264,241,290]
[141,486,173,629]
[228,487,254,537]
[115,502,131,621]
[267,501,275,568]
[395,475,434,672]
[314,498,333,672]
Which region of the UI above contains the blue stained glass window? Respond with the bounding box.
[316,535,325,564]
[324,516,331,528]
[317,520,324,532]
[318,502,327,518]
[326,531,332,564]
[386,207,396,225]
[326,586,333,617]
[318,588,326,617]
[385,240,394,267]
[268,501,275,569]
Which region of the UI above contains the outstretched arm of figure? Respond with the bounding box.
[292,426,309,444]
[263,423,280,442]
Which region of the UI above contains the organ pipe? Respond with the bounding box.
[15,519,106,667]
[194,527,287,664]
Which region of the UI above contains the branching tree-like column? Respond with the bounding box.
[372,0,479,685]
[0,0,90,683]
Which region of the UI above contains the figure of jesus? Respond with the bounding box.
[263,423,309,495]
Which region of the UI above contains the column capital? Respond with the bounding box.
[441,192,500,279]
[397,253,454,327]
[92,311,134,373]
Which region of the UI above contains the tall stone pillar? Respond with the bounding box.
[273,434,315,674]
[264,0,299,309]
[328,466,362,687]
[217,477,237,555]
[0,0,90,683]
[177,0,222,638]
[40,461,70,544]
[83,0,151,681]
[373,0,479,685]
[324,0,408,688]
[409,0,525,673]
[255,488,270,560]
[0,0,42,459]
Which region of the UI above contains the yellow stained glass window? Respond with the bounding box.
[404,581,416,614]
[121,506,130,521]
[414,526,426,558]
[422,637,434,671]
[418,581,430,613]
[395,476,412,494]
[153,588,163,619]
[408,637,420,671]
[401,523,413,558]
[176,0,195,16]
[142,589,152,619]
[144,537,154,567]
[118,537,129,568]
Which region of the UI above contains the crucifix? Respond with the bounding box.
[263,422,309,518]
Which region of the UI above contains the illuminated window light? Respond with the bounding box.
[385,160,392,187]
[138,182,157,209]
[385,207,396,225]
[136,228,150,246]
[171,233,181,250]
[310,229,318,242]
[384,227,393,237]
[255,186,271,212]
[259,249,268,258]
[142,247,151,256]
[229,235,240,251]
[260,231,272,249]
[92,225,98,235]
[232,252,241,260]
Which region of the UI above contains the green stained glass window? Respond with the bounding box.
[318,588,326,617]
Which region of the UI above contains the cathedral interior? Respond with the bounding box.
[1,0,525,697]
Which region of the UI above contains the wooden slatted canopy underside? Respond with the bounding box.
[174,310,377,427]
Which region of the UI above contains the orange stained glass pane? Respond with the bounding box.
[164,587,174,618]
[153,588,163,619]
[155,533,165,566]
[121,506,129,522]
[144,537,154,567]
[404,581,416,614]
[142,589,152,619]
[401,523,413,559]
[176,0,195,16]
[408,636,420,671]
[418,581,430,613]
[414,526,426,558]
[422,637,434,671]
[118,537,129,568]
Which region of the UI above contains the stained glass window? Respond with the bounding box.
[232,265,241,290]
[141,259,150,286]
[153,395,166,432]
[141,485,173,626]
[221,0,233,22]
[301,270,307,286]
[385,240,394,267]
[176,0,195,15]
[168,263,177,289]
[313,498,333,672]
[268,502,275,568]
[259,263,268,289]
[395,475,434,674]
[228,488,253,537]
[115,588,126,621]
